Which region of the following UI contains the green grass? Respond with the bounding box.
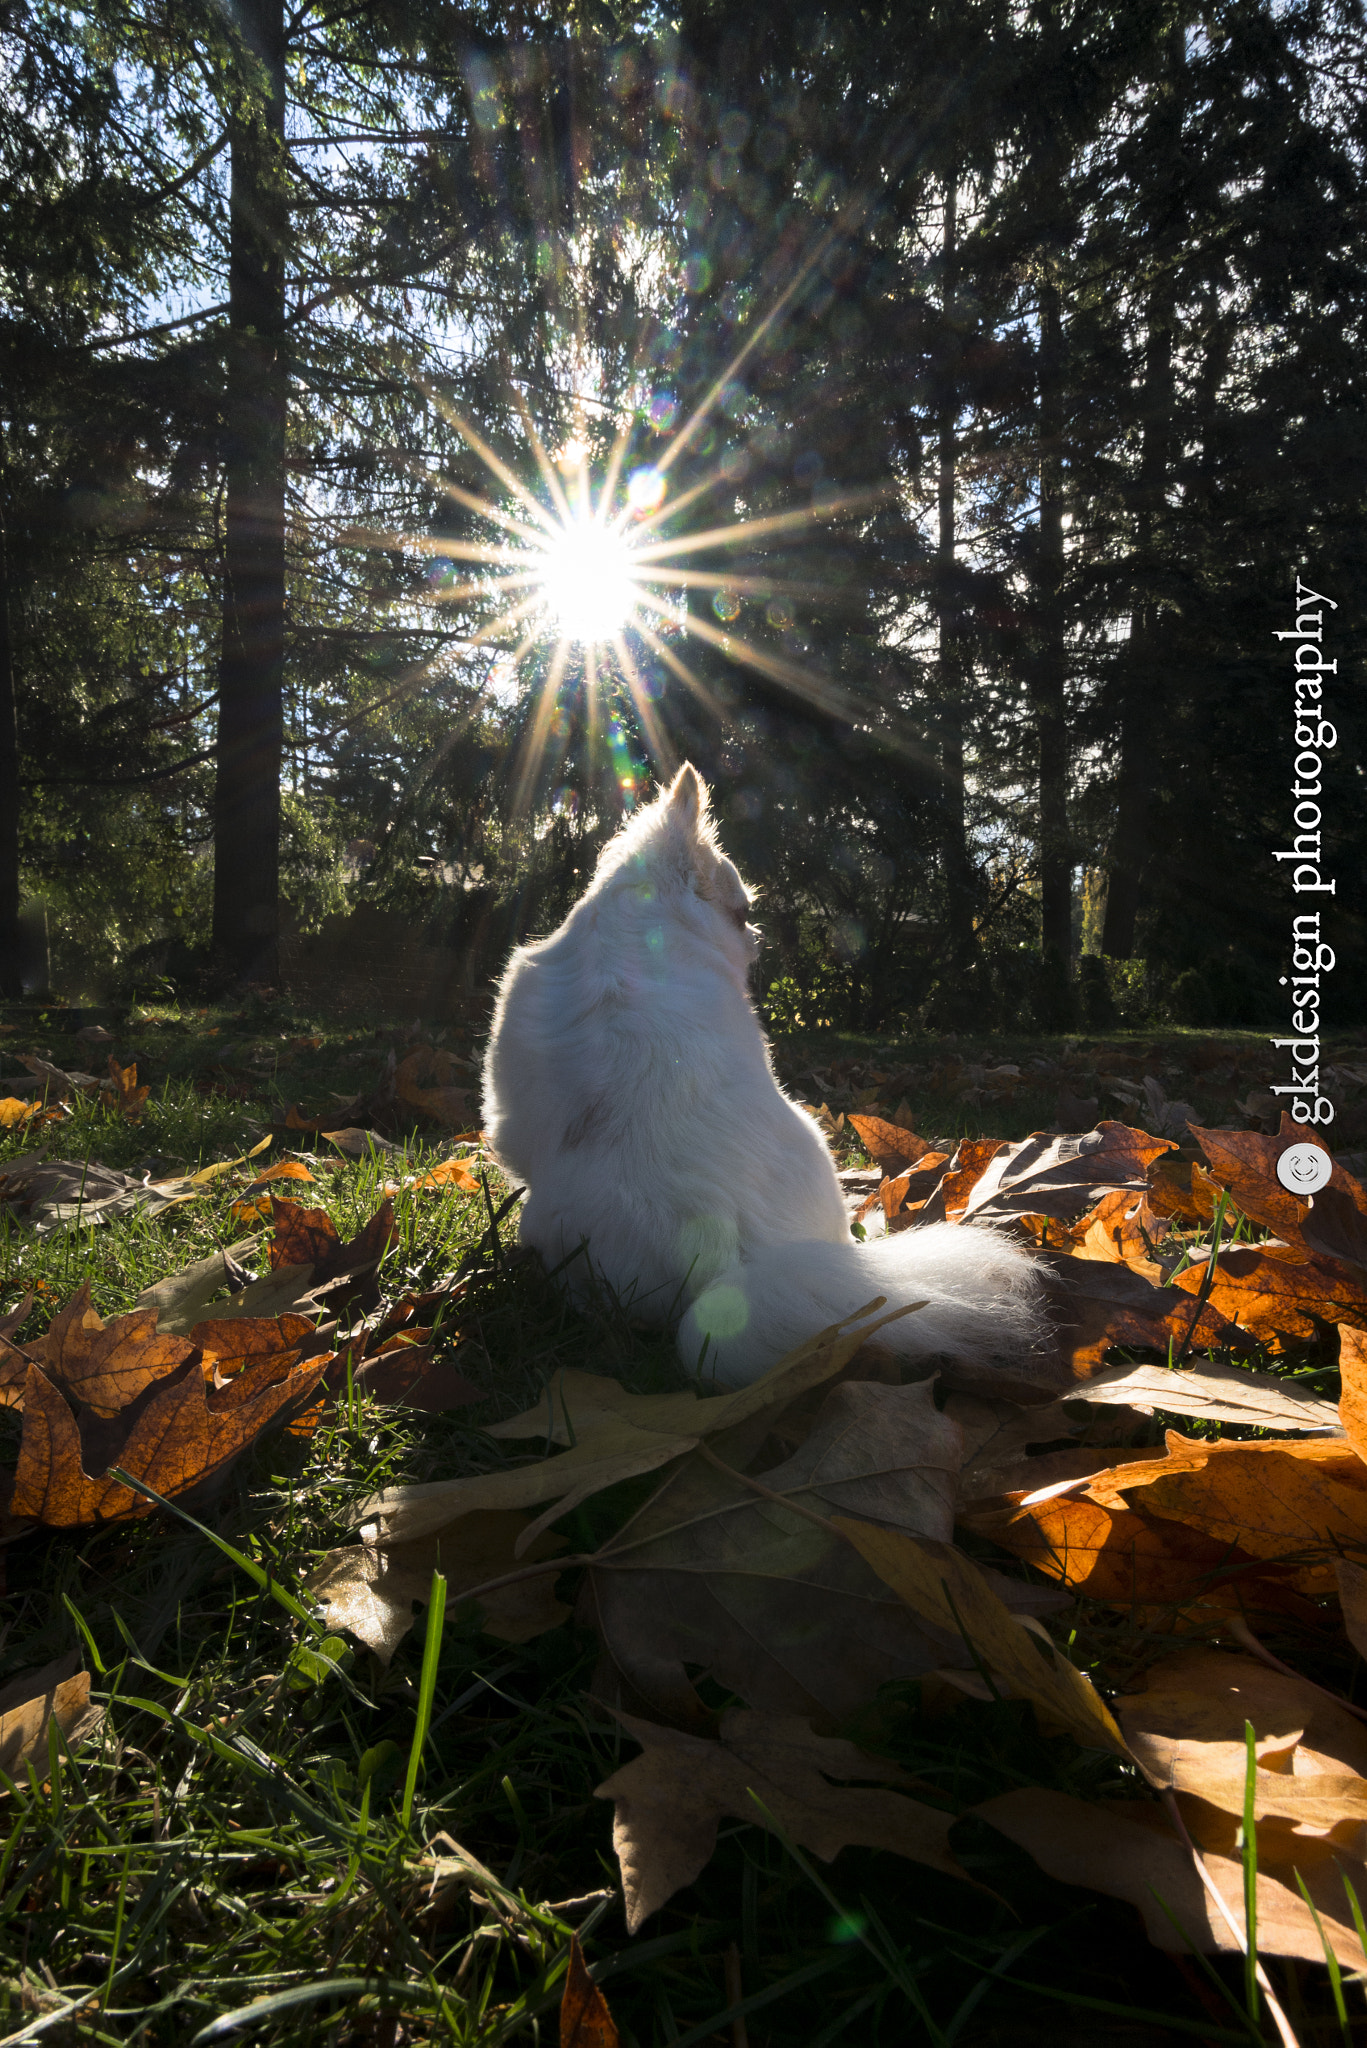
[0,998,1363,2042]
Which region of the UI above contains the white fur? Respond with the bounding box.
[482,765,1047,1387]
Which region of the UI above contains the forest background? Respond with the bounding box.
[1,0,1364,1040]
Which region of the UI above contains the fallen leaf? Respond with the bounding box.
[320,1127,400,1160]
[352,1334,484,1412]
[974,1787,1367,1965]
[960,1488,1305,1624]
[0,1294,33,1345]
[1042,1253,1244,1378]
[1335,1557,1367,1661]
[135,1242,324,1334]
[956,1124,1176,1227]
[19,1053,91,1101]
[868,1154,951,1230]
[1147,1156,1220,1227]
[1077,1430,1367,1593]
[847,1114,932,1175]
[1115,1648,1367,1825]
[594,1708,966,1933]
[1055,1088,1099,1128]
[1192,1118,1367,1262]
[0,1348,324,1527]
[1303,1185,1367,1270]
[584,1380,975,1726]
[394,1046,472,1127]
[0,1653,102,1776]
[0,1155,201,1234]
[0,1097,54,1128]
[1063,1189,1164,1277]
[363,1309,902,1553]
[21,1283,200,1415]
[834,1516,1128,1753]
[269,1194,396,1289]
[243,1161,315,1193]
[101,1054,150,1120]
[940,1139,1011,1220]
[411,1157,481,1194]
[310,1510,570,1663]
[1337,1324,1367,1464]
[560,1935,618,2048]
[1171,1243,1367,1346]
[191,1313,317,1381]
[1065,1357,1342,1432]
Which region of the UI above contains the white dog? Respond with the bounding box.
[483,764,1046,1386]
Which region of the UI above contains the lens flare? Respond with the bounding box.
[626,464,666,514]
[538,520,637,643]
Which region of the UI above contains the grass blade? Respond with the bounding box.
[401,1570,446,1834]
[1242,1717,1259,2027]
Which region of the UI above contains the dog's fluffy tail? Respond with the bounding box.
[677,1223,1051,1391]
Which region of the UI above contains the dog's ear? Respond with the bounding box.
[667,762,705,830]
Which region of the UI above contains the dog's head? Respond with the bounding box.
[591,763,760,972]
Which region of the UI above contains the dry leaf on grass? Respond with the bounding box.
[1171,1243,1367,1347]
[1115,1648,1367,1825]
[0,1652,103,1776]
[362,1309,902,1552]
[229,1160,316,1224]
[559,1935,618,2048]
[0,1097,60,1129]
[1043,1253,1244,1377]
[409,1157,481,1194]
[855,1154,951,1229]
[583,1380,978,1726]
[0,1335,324,1527]
[269,1193,395,1279]
[101,1055,150,1120]
[310,1509,570,1662]
[1189,1122,1320,1251]
[394,1046,472,1127]
[594,1708,966,1933]
[1147,1156,1220,1227]
[940,1139,1011,1220]
[0,1156,195,1234]
[1065,1357,1342,1432]
[1190,1116,1367,1268]
[19,1053,93,1101]
[974,1786,1367,1966]
[1059,1189,1165,1279]
[10,1282,199,1415]
[1066,1430,1367,1595]
[955,1123,1175,1227]
[1336,1323,1367,1461]
[1304,1186,1367,1271]
[350,1333,483,1412]
[319,1127,400,1161]
[1335,1556,1367,1660]
[847,1114,933,1175]
[833,1516,1128,1754]
[960,1487,1307,1624]
[191,1313,318,1380]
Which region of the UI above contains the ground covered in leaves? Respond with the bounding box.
[2,996,1367,2046]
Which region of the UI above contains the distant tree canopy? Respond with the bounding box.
[1,0,1363,1031]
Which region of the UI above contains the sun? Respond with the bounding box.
[536,516,638,644]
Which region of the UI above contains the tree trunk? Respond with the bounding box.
[1102,24,1184,962]
[1101,288,1174,958]
[937,175,975,987]
[212,0,288,988]
[1032,267,1072,1020]
[0,430,21,1000]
